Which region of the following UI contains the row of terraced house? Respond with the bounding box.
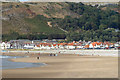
[0,39,119,50]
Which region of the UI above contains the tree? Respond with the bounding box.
[99,24,107,30]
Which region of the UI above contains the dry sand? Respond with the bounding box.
[2,53,118,78]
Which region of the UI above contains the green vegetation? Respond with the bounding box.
[2,15,66,41]
[2,31,66,41]
[52,2,119,42]
[2,2,119,42]
[24,15,64,34]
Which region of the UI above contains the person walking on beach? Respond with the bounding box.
[37,53,41,59]
[50,53,52,56]
[37,56,40,59]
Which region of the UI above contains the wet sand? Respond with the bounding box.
[2,52,118,78]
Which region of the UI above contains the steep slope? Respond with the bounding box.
[2,2,80,34]
[2,2,119,42]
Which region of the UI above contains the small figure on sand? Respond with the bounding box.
[37,57,40,59]
[50,53,52,56]
[49,53,58,56]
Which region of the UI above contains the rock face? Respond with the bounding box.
[47,22,52,27]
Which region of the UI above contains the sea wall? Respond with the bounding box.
[40,50,118,57]
[6,50,119,57]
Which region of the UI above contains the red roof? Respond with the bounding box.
[59,43,67,46]
[92,42,103,47]
[53,44,57,46]
[67,43,74,46]
[84,45,89,48]
[36,45,40,47]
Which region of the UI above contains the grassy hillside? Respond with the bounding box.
[24,15,64,34]
[2,2,119,42]
[2,2,79,34]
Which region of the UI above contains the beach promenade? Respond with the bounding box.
[2,50,118,78]
[6,50,118,57]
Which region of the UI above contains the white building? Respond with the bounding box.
[76,45,84,49]
[89,42,103,49]
[114,43,119,47]
[65,44,76,50]
[24,44,35,49]
[0,42,10,49]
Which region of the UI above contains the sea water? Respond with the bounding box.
[0,55,46,69]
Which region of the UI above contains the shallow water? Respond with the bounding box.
[0,55,46,69]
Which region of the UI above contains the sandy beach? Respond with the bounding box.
[2,52,118,78]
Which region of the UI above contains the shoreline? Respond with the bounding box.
[1,56,47,70]
[2,52,118,78]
